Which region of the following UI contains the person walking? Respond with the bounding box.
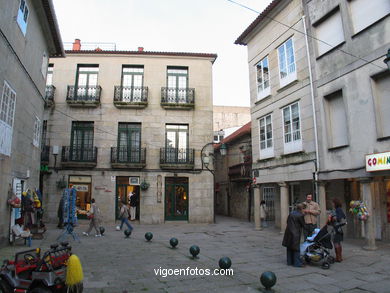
[331,198,346,262]
[260,200,267,228]
[118,201,133,231]
[83,198,101,237]
[129,191,138,221]
[302,193,321,239]
[57,196,64,229]
[282,203,306,267]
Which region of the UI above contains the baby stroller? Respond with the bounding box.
[300,221,346,269]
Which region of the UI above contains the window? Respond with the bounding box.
[16,0,29,35]
[33,116,40,148]
[259,114,274,159]
[324,90,349,148]
[117,123,141,162]
[256,56,270,100]
[277,38,297,87]
[166,67,188,102]
[315,9,345,56]
[371,72,390,138]
[76,65,99,97]
[349,0,390,34]
[70,122,94,161]
[282,102,302,154]
[0,81,16,156]
[165,124,188,163]
[46,64,53,86]
[121,66,144,102]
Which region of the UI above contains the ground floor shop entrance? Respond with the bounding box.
[115,176,140,220]
[165,177,188,221]
[68,175,91,219]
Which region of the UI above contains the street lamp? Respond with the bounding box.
[384,49,390,71]
[200,142,227,223]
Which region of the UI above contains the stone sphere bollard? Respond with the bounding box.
[260,271,277,291]
[170,237,178,248]
[189,245,200,258]
[218,257,232,270]
[124,229,132,238]
[145,232,153,241]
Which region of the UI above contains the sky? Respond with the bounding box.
[52,0,273,107]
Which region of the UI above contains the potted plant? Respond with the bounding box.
[140,180,150,191]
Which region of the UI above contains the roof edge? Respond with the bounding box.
[42,0,64,57]
[64,50,218,63]
[235,0,284,45]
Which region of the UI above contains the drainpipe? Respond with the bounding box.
[302,15,320,201]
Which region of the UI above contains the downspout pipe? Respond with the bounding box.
[302,15,320,201]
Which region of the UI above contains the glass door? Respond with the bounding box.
[71,122,94,161]
[118,123,141,162]
[122,66,144,101]
[165,177,188,221]
[165,124,188,163]
[167,68,188,102]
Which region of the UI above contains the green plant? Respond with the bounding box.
[140,180,150,190]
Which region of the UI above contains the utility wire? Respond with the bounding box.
[227,0,387,70]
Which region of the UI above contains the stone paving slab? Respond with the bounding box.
[1,216,390,292]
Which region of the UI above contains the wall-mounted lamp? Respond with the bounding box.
[220,143,227,156]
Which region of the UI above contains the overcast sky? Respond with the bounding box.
[52,0,272,107]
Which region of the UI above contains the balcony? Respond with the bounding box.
[66,85,101,107]
[41,145,50,164]
[228,162,252,182]
[111,147,146,169]
[161,87,195,110]
[113,86,148,109]
[160,148,194,170]
[44,85,55,108]
[61,146,98,168]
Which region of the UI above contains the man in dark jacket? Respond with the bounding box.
[57,197,64,229]
[282,203,305,267]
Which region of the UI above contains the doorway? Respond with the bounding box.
[165,177,188,221]
[263,186,275,222]
[68,175,92,219]
[115,176,140,220]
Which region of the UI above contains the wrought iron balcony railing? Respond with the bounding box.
[41,145,50,163]
[44,85,55,107]
[161,87,195,109]
[66,85,101,106]
[61,146,98,166]
[228,162,252,182]
[160,148,194,169]
[113,86,148,108]
[111,147,146,168]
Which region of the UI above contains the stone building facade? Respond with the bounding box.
[304,0,390,246]
[0,0,63,246]
[42,42,217,225]
[235,0,317,231]
[215,122,252,221]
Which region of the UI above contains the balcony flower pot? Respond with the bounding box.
[140,181,150,191]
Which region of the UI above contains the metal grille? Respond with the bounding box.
[263,186,275,221]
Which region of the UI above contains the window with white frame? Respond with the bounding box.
[16,0,29,35]
[282,102,302,154]
[33,116,41,148]
[315,9,345,56]
[278,38,296,88]
[0,81,16,156]
[371,72,390,138]
[349,0,390,34]
[259,114,274,159]
[256,56,270,100]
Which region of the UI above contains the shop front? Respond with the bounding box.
[68,175,91,219]
[115,176,140,220]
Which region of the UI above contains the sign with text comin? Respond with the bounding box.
[366,151,390,172]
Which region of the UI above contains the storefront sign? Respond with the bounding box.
[69,176,91,183]
[366,152,390,172]
[72,184,89,192]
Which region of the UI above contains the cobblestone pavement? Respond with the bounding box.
[1,216,390,293]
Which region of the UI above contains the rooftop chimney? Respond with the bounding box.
[138,47,144,52]
[72,39,81,51]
